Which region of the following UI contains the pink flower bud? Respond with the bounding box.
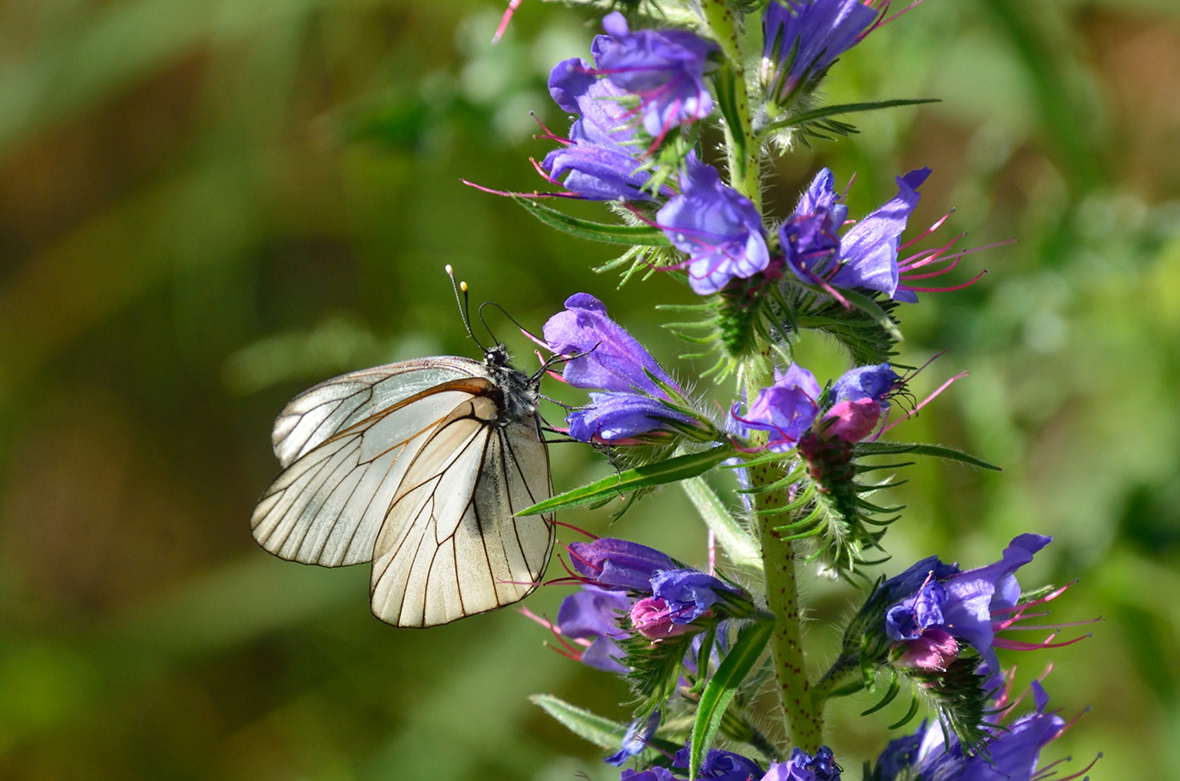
[823,398,882,442]
[630,597,695,640]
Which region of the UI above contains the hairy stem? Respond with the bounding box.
[753,463,824,752]
[700,0,761,208]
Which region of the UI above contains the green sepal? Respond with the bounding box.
[529,694,628,750]
[688,618,774,781]
[516,445,734,516]
[681,477,762,576]
[621,632,697,721]
[511,196,670,246]
[760,98,941,139]
[854,441,1002,472]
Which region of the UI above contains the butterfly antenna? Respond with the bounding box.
[445,265,487,352]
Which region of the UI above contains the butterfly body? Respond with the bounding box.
[252,350,554,627]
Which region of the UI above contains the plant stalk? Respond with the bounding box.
[700,0,761,208]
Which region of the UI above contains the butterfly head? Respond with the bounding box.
[484,344,541,423]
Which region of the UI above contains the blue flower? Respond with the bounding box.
[783,167,932,302]
[821,363,900,442]
[542,58,655,201]
[544,293,695,442]
[593,12,719,139]
[873,683,1090,781]
[731,363,822,452]
[651,568,740,623]
[762,0,878,105]
[673,744,764,781]
[556,586,632,673]
[658,154,770,294]
[882,535,1057,683]
[606,710,662,766]
[831,363,900,405]
[762,746,842,781]
[621,769,676,781]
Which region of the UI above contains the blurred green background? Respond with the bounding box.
[2,0,1179,778]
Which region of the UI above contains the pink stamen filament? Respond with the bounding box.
[897,209,954,252]
[900,270,986,294]
[882,371,967,433]
[491,0,523,44]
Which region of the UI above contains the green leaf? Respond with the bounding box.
[517,446,734,516]
[855,442,1002,471]
[761,98,941,138]
[511,196,670,246]
[529,694,626,750]
[689,619,774,780]
[681,477,762,576]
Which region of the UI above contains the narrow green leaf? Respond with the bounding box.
[517,446,734,516]
[511,196,670,246]
[530,694,626,750]
[689,619,774,780]
[837,288,904,343]
[682,477,762,576]
[855,442,1001,471]
[761,98,941,137]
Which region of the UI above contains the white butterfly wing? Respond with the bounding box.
[251,358,487,567]
[369,392,555,627]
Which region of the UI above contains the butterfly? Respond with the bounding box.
[250,280,555,627]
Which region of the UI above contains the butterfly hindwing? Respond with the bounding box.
[369,395,555,627]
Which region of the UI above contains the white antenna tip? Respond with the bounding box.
[445,264,453,275]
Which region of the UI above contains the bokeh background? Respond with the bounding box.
[2,0,1179,778]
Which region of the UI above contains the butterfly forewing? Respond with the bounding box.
[252,359,486,567]
[271,359,479,468]
[369,395,555,627]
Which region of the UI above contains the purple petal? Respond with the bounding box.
[543,294,677,394]
[567,392,692,442]
[568,537,677,591]
[659,154,769,295]
[832,168,930,298]
[556,586,631,639]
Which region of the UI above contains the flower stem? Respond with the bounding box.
[742,368,824,751]
[700,0,761,209]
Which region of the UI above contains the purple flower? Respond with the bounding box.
[544,293,695,442]
[542,58,655,201]
[674,744,764,781]
[762,0,878,104]
[606,710,662,766]
[556,586,632,673]
[731,364,822,452]
[783,167,933,302]
[658,154,770,295]
[875,683,1088,781]
[883,535,1058,683]
[568,538,678,591]
[593,12,718,139]
[762,746,842,781]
